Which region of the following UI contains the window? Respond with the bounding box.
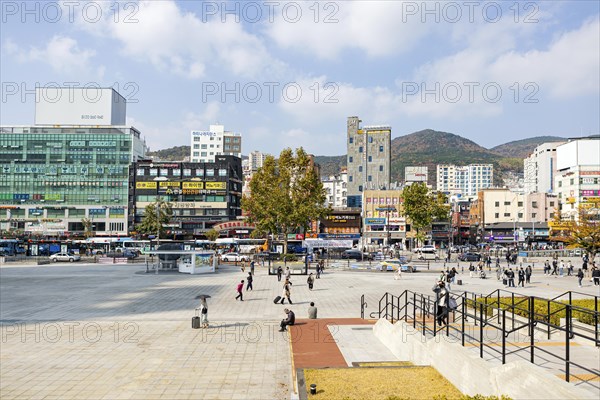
[532,213,536,218]
[349,156,353,163]
[379,165,383,172]
[504,201,510,206]
[558,181,562,187]
[349,175,353,182]
[183,169,191,176]
[368,175,372,181]
[358,166,362,172]
[532,201,538,208]
[136,168,145,176]
[549,201,555,207]
[160,169,168,176]
[196,169,204,176]
[379,145,384,152]
[149,168,158,176]
[368,136,373,143]
[504,213,511,217]
[206,169,215,177]
[349,137,353,144]
[358,146,363,153]
[495,201,499,207]
[193,144,199,149]
[194,137,200,142]
[368,156,372,162]
[193,152,199,157]
[518,212,523,218]
[201,152,207,157]
[218,169,227,177]
[570,178,574,185]
[517,201,523,207]
[173,169,181,176]
[495,213,499,218]
[201,144,207,149]
[358,185,363,192]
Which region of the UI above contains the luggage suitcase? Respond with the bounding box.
[502,278,507,285]
[457,279,463,285]
[192,309,200,329]
[273,296,282,304]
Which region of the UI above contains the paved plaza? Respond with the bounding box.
[1,260,598,399]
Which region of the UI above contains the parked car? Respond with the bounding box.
[49,253,81,263]
[413,245,436,253]
[458,252,481,262]
[378,258,416,272]
[341,249,372,260]
[106,249,138,259]
[221,252,250,262]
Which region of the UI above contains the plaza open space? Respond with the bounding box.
[1,260,599,399]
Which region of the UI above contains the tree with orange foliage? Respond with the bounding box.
[550,206,600,262]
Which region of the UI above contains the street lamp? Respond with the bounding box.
[153,176,169,248]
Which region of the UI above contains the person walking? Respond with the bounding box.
[559,260,565,277]
[279,308,295,332]
[517,267,525,287]
[285,266,291,280]
[525,265,532,284]
[196,297,209,328]
[592,267,600,286]
[577,268,584,287]
[280,279,292,304]
[250,260,255,276]
[567,260,574,276]
[277,266,283,282]
[433,281,449,327]
[506,268,515,287]
[543,260,550,275]
[308,302,318,319]
[551,260,558,276]
[307,273,315,290]
[235,280,244,301]
[246,272,253,291]
[582,258,589,277]
[240,259,246,273]
[315,261,321,279]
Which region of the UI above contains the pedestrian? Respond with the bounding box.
[277,266,283,282]
[307,273,315,290]
[433,281,448,327]
[241,259,246,273]
[279,308,295,332]
[235,280,244,301]
[469,263,475,278]
[505,268,515,287]
[285,266,291,280]
[577,268,584,287]
[486,256,492,271]
[518,267,525,287]
[308,302,318,319]
[250,260,255,276]
[567,260,574,276]
[196,297,209,328]
[316,261,321,279]
[280,279,292,304]
[592,267,600,286]
[559,260,565,277]
[394,267,402,280]
[551,260,558,275]
[582,259,589,277]
[543,260,549,275]
[246,272,253,291]
[525,265,532,284]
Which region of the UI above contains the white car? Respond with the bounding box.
[221,252,249,262]
[49,253,81,262]
[413,245,436,253]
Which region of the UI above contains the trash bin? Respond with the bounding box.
[310,384,317,395]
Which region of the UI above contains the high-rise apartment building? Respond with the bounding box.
[249,150,268,171]
[190,124,242,163]
[436,164,493,198]
[0,88,146,237]
[321,171,348,208]
[523,142,564,194]
[346,116,391,207]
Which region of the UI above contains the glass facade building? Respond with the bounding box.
[0,126,146,236]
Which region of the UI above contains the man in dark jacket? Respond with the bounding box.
[279,308,295,332]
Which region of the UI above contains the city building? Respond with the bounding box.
[362,189,406,246]
[129,156,242,238]
[523,192,558,224]
[346,117,391,207]
[321,171,348,208]
[554,138,600,220]
[436,164,493,198]
[190,124,242,163]
[523,142,564,194]
[248,150,268,172]
[0,88,146,237]
[450,200,472,245]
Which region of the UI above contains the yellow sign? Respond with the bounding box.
[159,181,180,188]
[136,182,157,189]
[183,182,204,189]
[583,197,600,203]
[44,194,62,200]
[205,182,226,190]
[548,221,572,230]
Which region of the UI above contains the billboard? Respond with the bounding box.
[405,166,428,182]
[35,88,126,126]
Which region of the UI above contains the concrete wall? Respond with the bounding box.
[373,319,597,400]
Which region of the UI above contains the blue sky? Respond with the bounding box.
[1,1,599,155]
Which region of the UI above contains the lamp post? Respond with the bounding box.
[153,176,169,249]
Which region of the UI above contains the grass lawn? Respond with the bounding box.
[304,366,463,400]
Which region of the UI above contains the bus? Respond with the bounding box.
[0,239,24,256]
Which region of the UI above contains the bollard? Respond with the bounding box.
[310,384,317,395]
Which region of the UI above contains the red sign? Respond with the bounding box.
[212,221,256,232]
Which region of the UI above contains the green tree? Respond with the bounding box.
[204,229,219,242]
[135,200,173,239]
[242,147,330,253]
[401,183,450,246]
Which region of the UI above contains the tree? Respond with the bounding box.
[550,206,600,262]
[401,183,450,246]
[135,200,173,239]
[204,229,219,242]
[81,218,93,238]
[242,147,330,253]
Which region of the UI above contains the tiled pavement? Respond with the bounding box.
[1,261,598,399]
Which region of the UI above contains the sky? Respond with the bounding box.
[1,0,599,156]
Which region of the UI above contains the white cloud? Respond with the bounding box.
[4,35,103,77]
[75,0,280,79]
[265,1,429,59]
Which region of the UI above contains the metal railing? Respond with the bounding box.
[362,288,600,384]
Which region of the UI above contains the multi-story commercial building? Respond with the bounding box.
[554,138,600,220]
[523,192,558,223]
[0,88,146,237]
[322,171,348,208]
[362,189,405,246]
[478,189,525,225]
[523,142,564,194]
[190,125,242,163]
[451,200,472,245]
[346,117,391,207]
[129,156,242,237]
[405,166,428,184]
[436,164,493,198]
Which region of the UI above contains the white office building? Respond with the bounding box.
[523,142,564,194]
[436,164,493,198]
[249,150,268,171]
[190,124,242,163]
[322,171,348,208]
[554,138,600,219]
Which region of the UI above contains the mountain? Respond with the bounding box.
[146,146,190,161]
[490,136,567,159]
